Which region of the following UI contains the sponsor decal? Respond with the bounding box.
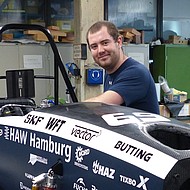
[20,182,31,190]
[73,178,88,190]
[45,117,66,132]
[25,173,34,180]
[74,146,90,170]
[29,132,71,159]
[24,114,66,133]
[0,128,3,136]
[0,111,177,179]
[4,126,27,144]
[75,146,90,162]
[92,160,115,179]
[28,153,48,165]
[71,125,101,141]
[23,113,102,141]
[3,126,72,163]
[91,185,98,190]
[73,178,98,190]
[24,114,44,125]
[137,175,149,190]
[120,174,149,190]
[114,140,153,162]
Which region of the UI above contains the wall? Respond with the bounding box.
[0,43,73,106]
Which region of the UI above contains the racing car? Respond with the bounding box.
[0,24,190,190]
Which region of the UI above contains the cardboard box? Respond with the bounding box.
[28,20,45,27]
[178,103,190,117]
[161,103,190,118]
[56,20,74,31]
[47,26,60,31]
[169,35,181,41]
[165,94,187,103]
[24,29,66,42]
[159,105,170,118]
[119,31,134,38]
[33,33,48,41]
[173,39,188,45]
[169,35,188,45]
[123,28,141,36]
[119,28,143,44]
[2,33,13,40]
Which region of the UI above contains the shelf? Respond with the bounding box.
[0,0,74,31]
[1,9,25,13]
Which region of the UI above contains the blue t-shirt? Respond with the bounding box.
[104,57,159,114]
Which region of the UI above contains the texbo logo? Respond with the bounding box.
[120,174,149,190]
[137,175,149,190]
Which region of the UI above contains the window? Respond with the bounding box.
[50,0,74,31]
[107,0,157,43]
[163,0,190,41]
[0,0,74,31]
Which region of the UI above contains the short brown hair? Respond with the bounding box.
[86,21,120,45]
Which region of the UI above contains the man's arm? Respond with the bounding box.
[84,90,124,105]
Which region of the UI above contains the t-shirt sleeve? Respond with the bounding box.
[108,65,150,106]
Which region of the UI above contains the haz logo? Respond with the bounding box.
[92,160,115,179]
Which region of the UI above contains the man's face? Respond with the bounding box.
[88,26,121,72]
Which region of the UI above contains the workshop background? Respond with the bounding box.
[0,0,190,118]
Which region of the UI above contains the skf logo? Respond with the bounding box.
[92,160,115,179]
[120,174,149,190]
[24,114,44,125]
[75,146,90,163]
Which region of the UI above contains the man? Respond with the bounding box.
[85,20,159,114]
